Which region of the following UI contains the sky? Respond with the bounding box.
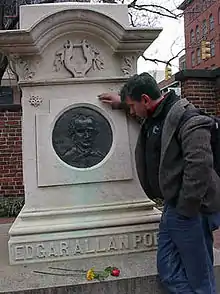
[137,0,185,76]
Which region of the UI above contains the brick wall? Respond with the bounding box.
[216,77,220,116]
[0,106,24,198]
[176,69,220,116]
[181,79,217,114]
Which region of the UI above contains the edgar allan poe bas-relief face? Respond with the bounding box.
[52,107,113,168]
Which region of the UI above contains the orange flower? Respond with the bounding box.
[86,268,95,281]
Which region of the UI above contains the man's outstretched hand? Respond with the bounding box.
[98,93,121,109]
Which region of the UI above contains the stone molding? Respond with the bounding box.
[0,9,161,56]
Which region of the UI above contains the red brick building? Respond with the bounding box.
[179,0,220,69]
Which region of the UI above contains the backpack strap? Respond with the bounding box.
[176,108,204,135]
[175,108,220,177]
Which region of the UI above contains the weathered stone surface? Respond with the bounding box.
[1,224,220,293]
[0,3,162,265]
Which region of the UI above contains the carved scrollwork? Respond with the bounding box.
[53,39,104,78]
[29,96,43,107]
[9,55,35,80]
[121,56,135,76]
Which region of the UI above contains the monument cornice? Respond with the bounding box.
[18,76,130,87]
[0,9,162,56]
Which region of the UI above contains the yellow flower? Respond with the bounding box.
[86,268,95,281]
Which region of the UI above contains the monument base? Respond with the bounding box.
[1,223,220,294]
[2,249,220,293]
[8,202,161,265]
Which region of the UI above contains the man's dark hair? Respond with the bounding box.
[120,72,161,102]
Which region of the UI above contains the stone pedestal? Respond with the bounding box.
[0,3,162,265]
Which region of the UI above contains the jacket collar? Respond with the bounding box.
[152,91,180,118]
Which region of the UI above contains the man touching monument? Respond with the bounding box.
[99,72,220,294]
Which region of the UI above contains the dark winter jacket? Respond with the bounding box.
[135,94,220,217]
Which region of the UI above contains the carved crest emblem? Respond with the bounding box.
[53,40,104,78]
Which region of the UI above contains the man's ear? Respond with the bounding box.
[141,94,150,104]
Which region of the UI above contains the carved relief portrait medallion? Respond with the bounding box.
[52,107,113,168]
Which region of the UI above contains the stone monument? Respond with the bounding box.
[0,3,162,265]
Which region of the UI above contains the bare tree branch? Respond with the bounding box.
[128,0,137,7]
[141,47,185,67]
[128,3,182,20]
[129,4,177,18]
[167,48,185,64]
[170,35,184,59]
[141,55,168,65]
[128,12,136,27]
[170,39,177,57]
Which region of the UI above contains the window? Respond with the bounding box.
[210,39,215,57]
[190,29,195,43]
[209,14,214,30]
[218,8,220,24]
[197,48,201,64]
[189,11,192,21]
[192,8,195,19]
[206,0,211,7]
[195,4,200,14]
[191,51,195,67]
[202,0,207,10]
[196,25,200,41]
[180,61,186,70]
[0,87,13,105]
[202,20,207,36]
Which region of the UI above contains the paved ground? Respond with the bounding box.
[214,229,220,249]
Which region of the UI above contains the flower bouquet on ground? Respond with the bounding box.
[33,265,120,282]
[87,266,120,281]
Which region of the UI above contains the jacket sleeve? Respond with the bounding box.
[176,115,214,217]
